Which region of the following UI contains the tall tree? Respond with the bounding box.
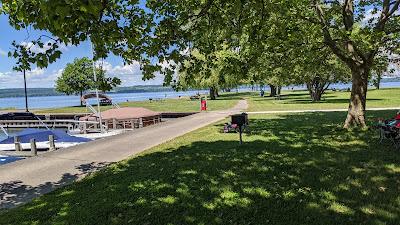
[178,48,244,100]
[96,69,122,93]
[4,0,399,128]
[55,58,95,106]
[55,57,120,106]
[302,0,400,127]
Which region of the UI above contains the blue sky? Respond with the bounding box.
[0,14,164,89]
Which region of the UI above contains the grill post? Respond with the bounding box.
[14,136,22,151]
[231,113,248,145]
[49,135,56,151]
[30,138,37,156]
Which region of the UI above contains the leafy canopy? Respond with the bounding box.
[55,57,121,96]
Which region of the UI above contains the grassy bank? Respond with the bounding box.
[247,88,400,112]
[16,88,400,114]
[1,110,399,224]
[35,93,243,114]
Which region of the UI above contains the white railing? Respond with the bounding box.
[85,103,109,132]
[0,124,9,137]
[112,102,121,109]
[35,115,50,130]
[86,104,99,117]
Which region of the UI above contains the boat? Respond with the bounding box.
[81,93,115,106]
[0,128,92,151]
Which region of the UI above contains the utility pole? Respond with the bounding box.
[23,69,29,112]
[91,41,104,133]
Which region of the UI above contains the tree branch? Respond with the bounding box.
[312,0,354,65]
[376,0,400,31]
[342,0,354,31]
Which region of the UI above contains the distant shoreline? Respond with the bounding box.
[0,85,188,99]
[1,79,400,99]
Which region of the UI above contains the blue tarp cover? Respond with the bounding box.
[0,155,23,165]
[0,129,91,144]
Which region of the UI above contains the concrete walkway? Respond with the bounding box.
[0,100,247,209]
[247,107,399,114]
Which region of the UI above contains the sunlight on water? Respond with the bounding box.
[0,129,22,141]
[0,129,25,165]
[0,155,24,165]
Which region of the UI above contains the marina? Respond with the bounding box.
[0,106,196,165]
[0,90,206,110]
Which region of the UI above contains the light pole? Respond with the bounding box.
[23,69,29,112]
[91,41,104,133]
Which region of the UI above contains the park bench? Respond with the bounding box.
[190,95,200,100]
[375,113,400,149]
[149,98,164,102]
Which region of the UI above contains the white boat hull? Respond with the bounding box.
[0,142,83,151]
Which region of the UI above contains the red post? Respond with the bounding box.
[201,97,207,111]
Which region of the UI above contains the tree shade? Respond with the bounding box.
[3,0,400,127]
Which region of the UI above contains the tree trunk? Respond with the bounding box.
[306,77,328,102]
[374,73,381,90]
[277,86,282,95]
[209,87,216,100]
[310,90,322,102]
[80,91,83,106]
[344,67,369,128]
[307,83,323,102]
[215,88,219,97]
[269,85,277,97]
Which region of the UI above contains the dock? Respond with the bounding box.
[0,112,198,135]
[0,119,99,131]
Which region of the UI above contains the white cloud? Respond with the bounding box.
[0,67,62,88]
[0,60,165,89]
[0,48,6,57]
[361,7,400,27]
[0,57,171,89]
[97,61,165,86]
[20,40,68,54]
[361,8,380,26]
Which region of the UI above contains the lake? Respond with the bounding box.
[0,90,208,110]
[0,128,26,142]
[0,155,24,165]
[0,82,399,110]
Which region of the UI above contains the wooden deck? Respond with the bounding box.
[0,120,99,131]
[0,112,193,134]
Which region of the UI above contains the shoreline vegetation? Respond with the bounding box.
[1,89,400,224]
[0,88,399,113]
[35,93,242,113]
[0,78,399,99]
[0,85,199,99]
[1,111,399,224]
[27,88,400,114]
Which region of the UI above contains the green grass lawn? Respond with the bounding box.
[35,93,242,114]
[248,88,400,112]
[1,110,400,224]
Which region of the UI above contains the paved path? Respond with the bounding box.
[247,107,399,114]
[0,100,247,209]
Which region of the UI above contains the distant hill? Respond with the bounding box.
[382,77,400,82]
[0,85,176,98]
[114,85,175,93]
[0,88,62,98]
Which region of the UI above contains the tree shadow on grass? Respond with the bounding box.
[286,98,383,104]
[213,92,252,100]
[251,92,382,105]
[0,162,110,210]
[1,111,400,225]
